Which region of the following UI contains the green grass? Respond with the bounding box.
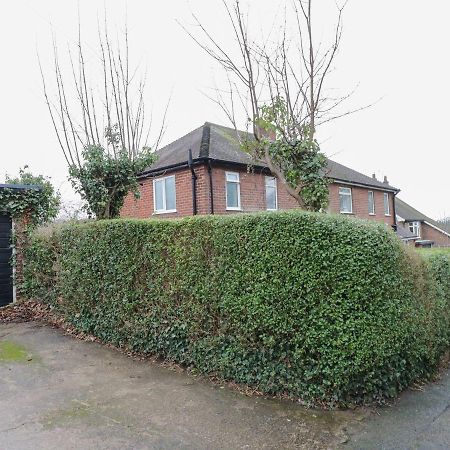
[417,247,450,256]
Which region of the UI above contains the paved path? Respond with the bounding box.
[1,321,449,450]
[344,364,450,449]
[0,322,356,450]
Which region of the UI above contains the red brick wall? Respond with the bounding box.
[420,223,450,247]
[121,165,210,219]
[120,163,396,227]
[328,183,396,226]
[210,167,298,214]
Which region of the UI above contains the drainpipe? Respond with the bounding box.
[392,191,398,231]
[188,149,198,215]
[207,159,214,214]
[383,175,398,232]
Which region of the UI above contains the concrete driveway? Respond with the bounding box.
[1,322,449,450]
[0,322,357,450]
[344,364,450,449]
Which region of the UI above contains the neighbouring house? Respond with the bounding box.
[395,198,450,248]
[121,122,399,227]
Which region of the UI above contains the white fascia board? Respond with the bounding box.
[424,221,450,238]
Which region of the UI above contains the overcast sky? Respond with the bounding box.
[1,0,449,219]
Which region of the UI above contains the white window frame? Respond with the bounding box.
[225,171,241,210]
[339,187,353,214]
[368,191,375,215]
[384,192,390,216]
[409,221,421,237]
[265,176,278,211]
[153,175,176,214]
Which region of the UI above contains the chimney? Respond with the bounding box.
[372,173,377,180]
[255,125,276,141]
[383,175,389,184]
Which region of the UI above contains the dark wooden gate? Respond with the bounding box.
[0,213,13,307]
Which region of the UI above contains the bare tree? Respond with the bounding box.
[39,14,169,218]
[182,0,367,209]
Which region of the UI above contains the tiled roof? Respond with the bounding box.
[396,224,418,240]
[437,220,450,234]
[144,122,399,191]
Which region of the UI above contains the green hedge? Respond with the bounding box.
[22,212,450,405]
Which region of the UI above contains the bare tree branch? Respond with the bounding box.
[182,0,366,210]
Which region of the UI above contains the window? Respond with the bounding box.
[409,221,421,237]
[368,191,375,215]
[153,175,176,213]
[339,187,352,214]
[226,172,241,210]
[384,192,390,216]
[265,176,277,210]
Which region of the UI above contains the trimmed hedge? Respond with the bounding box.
[23,212,450,405]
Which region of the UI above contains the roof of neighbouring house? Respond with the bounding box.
[143,122,399,192]
[438,220,450,234]
[0,184,41,191]
[396,224,418,240]
[396,198,450,237]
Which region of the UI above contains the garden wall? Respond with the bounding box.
[22,212,450,405]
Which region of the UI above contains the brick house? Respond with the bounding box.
[121,122,399,227]
[395,198,450,247]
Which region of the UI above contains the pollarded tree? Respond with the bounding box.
[184,0,369,211]
[39,17,168,219]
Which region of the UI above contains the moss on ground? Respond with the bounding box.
[0,340,30,362]
[42,403,92,429]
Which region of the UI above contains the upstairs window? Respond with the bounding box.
[153,175,176,213]
[339,187,352,214]
[226,172,241,210]
[409,221,421,237]
[265,176,277,210]
[384,192,390,216]
[368,191,375,215]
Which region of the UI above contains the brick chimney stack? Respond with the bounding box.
[372,173,377,180]
[383,175,389,184]
[255,125,276,141]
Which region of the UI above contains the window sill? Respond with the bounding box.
[340,211,353,215]
[266,208,278,212]
[153,210,177,215]
[226,207,242,211]
[385,214,391,217]
[369,213,376,216]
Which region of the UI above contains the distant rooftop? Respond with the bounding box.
[0,184,41,191]
[396,198,450,236]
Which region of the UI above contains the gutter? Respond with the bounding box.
[138,157,210,179]
[139,157,269,179]
[332,179,400,194]
[141,159,399,193]
[0,184,42,191]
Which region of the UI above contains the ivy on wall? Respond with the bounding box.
[0,167,60,227]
